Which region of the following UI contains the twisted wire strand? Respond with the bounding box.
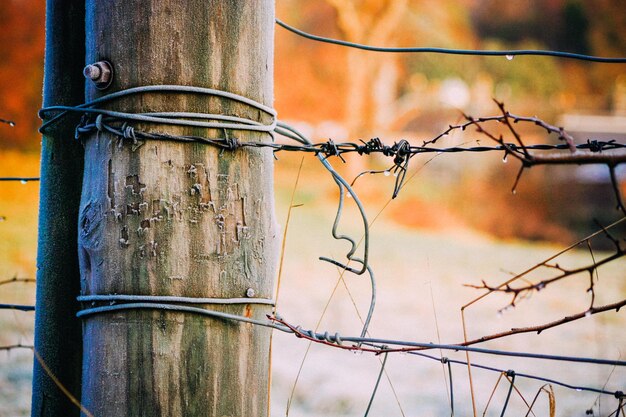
[73,301,625,399]
[75,302,626,367]
[39,84,276,133]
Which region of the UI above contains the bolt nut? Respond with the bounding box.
[83,61,113,90]
[245,288,255,298]
[83,65,101,80]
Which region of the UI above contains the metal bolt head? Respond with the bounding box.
[83,64,101,80]
[245,288,255,298]
[83,61,113,90]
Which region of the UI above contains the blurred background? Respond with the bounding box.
[0,0,625,416]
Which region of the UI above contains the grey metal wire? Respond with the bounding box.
[41,105,276,133]
[76,301,626,368]
[275,19,626,63]
[39,84,276,133]
[73,301,626,400]
[76,303,287,331]
[275,122,377,339]
[347,337,626,366]
[500,371,516,417]
[0,303,35,312]
[77,294,275,305]
[276,122,371,275]
[364,351,388,417]
[0,177,40,182]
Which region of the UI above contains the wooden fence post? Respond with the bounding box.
[32,0,85,415]
[79,1,277,415]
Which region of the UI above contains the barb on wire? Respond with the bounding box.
[275,19,626,63]
[42,87,626,206]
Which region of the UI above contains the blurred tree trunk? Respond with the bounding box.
[327,0,407,137]
[325,0,406,177]
[79,1,277,416]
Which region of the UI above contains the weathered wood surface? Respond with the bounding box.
[79,1,277,415]
[32,0,85,415]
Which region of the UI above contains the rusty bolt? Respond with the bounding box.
[83,61,113,90]
[245,288,256,298]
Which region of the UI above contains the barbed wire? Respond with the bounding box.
[39,93,626,211]
[275,19,626,63]
[0,8,623,415]
[66,111,626,161]
[32,83,626,414]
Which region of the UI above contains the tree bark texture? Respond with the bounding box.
[32,0,85,415]
[79,1,277,416]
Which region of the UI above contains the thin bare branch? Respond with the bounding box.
[0,343,33,352]
[0,276,36,287]
[459,299,626,347]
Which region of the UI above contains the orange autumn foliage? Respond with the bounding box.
[0,0,45,150]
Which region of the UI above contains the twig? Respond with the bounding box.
[0,343,33,352]
[464,249,624,309]
[0,276,36,287]
[458,299,625,347]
